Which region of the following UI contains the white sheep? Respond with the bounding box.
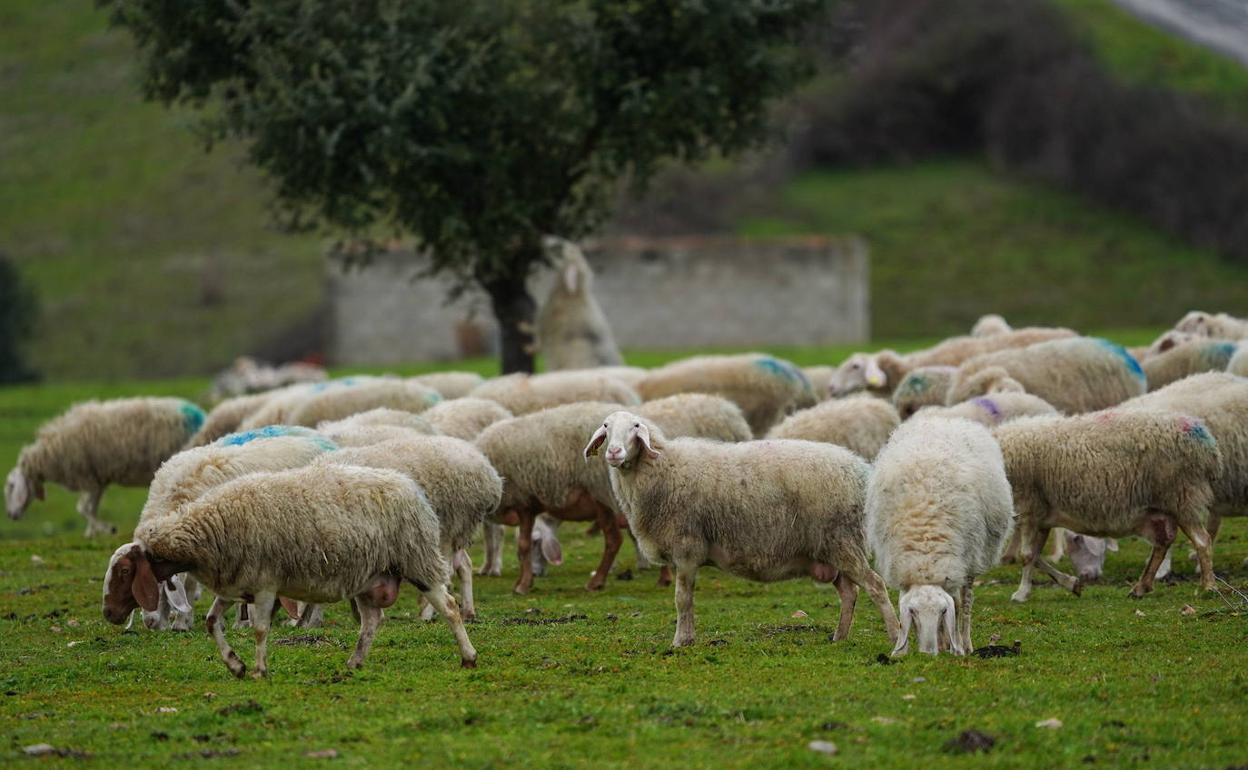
[408,371,486,400]
[911,392,1058,427]
[187,391,276,447]
[536,238,624,370]
[994,410,1223,601]
[469,370,639,416]
[971,314,1012,337]
[6,397,207,536]
[586,411,901,648]
[1174,311,1248,340]
[287,378,441,427]
[866,417,1014,656]
[891,367,959,419]
[637,353,816,435]
[765,395,899,460]
[421,398,514,441]
[1142,339,1238,390]
[103,463,477,676]
[315,408,437,447]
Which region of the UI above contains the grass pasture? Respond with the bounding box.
[3,338,1247,768]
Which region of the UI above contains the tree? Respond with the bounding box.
[102,0,823,372]
[0,254,40,384]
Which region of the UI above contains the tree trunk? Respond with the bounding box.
[484,264,538,375]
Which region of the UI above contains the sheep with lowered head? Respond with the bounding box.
[6,397,206,537]
[891,367,959,420]
[867,416,1014,656]
[103,463,477,677]
[765,396,899,460]
[187,391,279,447]
[586,411,901,648]
[536,238,624,370]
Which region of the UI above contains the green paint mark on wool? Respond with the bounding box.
[897,374,929,395]
[179,402,206,435]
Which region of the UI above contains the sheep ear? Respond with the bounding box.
[944,595,964,656]
[540,533,564,566]
[278,596,301,620]
[131,555,160,612]
[1158,335,1177,353]
[632,424,661,459]
[1106,538,1119,552]
[165,577,192,615]
[864,356,887,388]
[584,426,607,459]
[891,601,911,657]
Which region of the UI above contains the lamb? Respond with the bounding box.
[421,398,514,441]
[5,397,207,536]
[823,326,1078,396]
[827,327,1076,397]
[287,379,441,427]
[971,314,1012,337]
[408,372,486,400]
[866,417,1014,656]
[891,367,958,420]
[911,392,1058,427]
[946,337,1146,412]
[1141,339,1238,390]
[103,464,477,676]
[586,411,900,647]
[469,370,639,416]
[993,410,1223,601]
[317,436,503,621]
[636,353,816,435]
[765,396,899,460]
[536,238,624,370]
[1174,311,1248,340]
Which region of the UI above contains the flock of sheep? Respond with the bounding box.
[4,242,1248,679]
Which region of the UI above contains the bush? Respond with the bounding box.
[0,254,40,384]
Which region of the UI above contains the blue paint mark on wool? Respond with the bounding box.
[1178,416,1216,447]
[898,374,929,395]
[216,425,337,452]
[1203,342,1236,367]
[179,402,206,435]
[755,357,798,382]
[1094,338,1145,382]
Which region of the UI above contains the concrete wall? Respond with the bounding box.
[327,235,868,365]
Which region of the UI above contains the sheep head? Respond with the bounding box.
[895,585,962,657]
[585,411,663,468]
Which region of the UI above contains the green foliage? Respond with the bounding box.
[0,255,39,384]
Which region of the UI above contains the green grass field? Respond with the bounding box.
[5,338,1248,768]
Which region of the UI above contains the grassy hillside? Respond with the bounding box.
[741,161,1248,339]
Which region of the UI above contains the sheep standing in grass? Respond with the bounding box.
[765,396,899,460]
[971,314,1012,337]
[994,410,1222,601]
[867,417,1013,656]
[422,398,514,441]
[6,397,206,536]
[1142,339,1238,390]
[637,353,815,435]
[586,411,900,648]
[537,239,624,370]
[1175,311,1248,340]
[470,370,639,415]
[408,372,486,400]
[103,464,477,676]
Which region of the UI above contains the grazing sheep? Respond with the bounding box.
[891,367,959,420]
[586,411,900,647]
[140,573,203,632]
[236,381,337,430]
[1175,311,1248,340]
[103,464,477,676]
[469,370,639,416]
[947,337,1146,413]
[913,392,1058,427]
[422,398,514,441]
[637,353,816,436]
[765,396,900,460]
[187,391,276,447]
[1142,339,1238,390]
[536,238,624,370]
[994,410,1222,601]
[867,417,1014,656]
[288,379,441,427]
[408,372,486,400]
[971,314,1012,337]
[1231,344,1248,377]
[828,328,1077,398]
[5,397,206,536]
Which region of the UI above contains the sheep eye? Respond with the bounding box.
[633,423,640,428]
[850,363,860,370]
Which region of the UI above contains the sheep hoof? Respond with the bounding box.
[250,669,267,680]
[346,659,363,670]
[512,583,531,596]
[228,661,246,679]
[1009,590,1029,604]
[1070,579,1083,597]
[461,657,478,669]
[585,580,605,592]
[1128,585,1150,599]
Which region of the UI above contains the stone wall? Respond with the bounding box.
[327,235,868,365]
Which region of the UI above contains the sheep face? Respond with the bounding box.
[584,411,660,468]
[102,543,164,625]
[895,585,962,657]
[1063,532,1117,582]
[5,467,41,519]
[828,354,885,397]
[1175,311,1213,336]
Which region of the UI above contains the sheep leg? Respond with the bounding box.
[249,591,276,679]
[76,488,112,537]
[420,583,478,668]
[1011,524,1049,603]
[1048,528,1066,561]
[1033,555,1081,595]
[206,596,245,679]
[843,563,901,647]
[480,522,504,577]
[455,549,476,621]
[587,504,622,591]
[831,573,858,642]
[346,598,384,670]
[295,603,323,628]
[513,510,536,595]
[672,564,699,647]
[1131,515,1177,597]
[234,602,252,629]
[1175,517,1216,592]
[959,584,974,653]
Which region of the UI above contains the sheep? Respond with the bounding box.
[317,408,436,436]
[636,353,816,435]
[827,327,1076,397]
[971,314,1012,337]
[422,398,514,441]
[211,356,327,400]
[993,410,1223,601]
[593,366,649,390]
[408,372,486,400]
[317,436,503,621]
[802,366,836,402]
[139,573,203,632]
[1232,344,1248,377]
[1142,339,1238,390]
[235,381,335,430]
[536,238,624,370]
[5,397,206,537]
[1140,330,1201,360]
[912,392,1058,427]
[946,337,1146,412]
[1066,372,1248,581]
[585,411,901,648]
[187,391,276,447]
[287,379,441,427]
[891,367,959,420]
[475,396,752,594]
[765,396,900,460]
[866,417,1014,656]
[1174,311,1248,340]
[469,370,639,416]
[103,463,477,676]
